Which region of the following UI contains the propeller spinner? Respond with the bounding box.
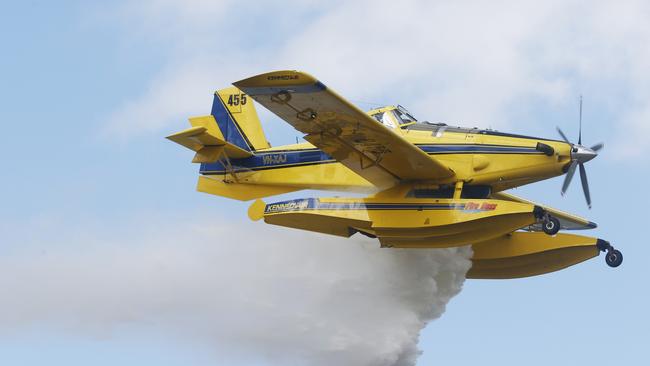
[557,97,603,209]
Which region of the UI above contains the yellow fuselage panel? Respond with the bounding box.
[208,130,572,194]
[206,161,375,192]
[399,129,571,189]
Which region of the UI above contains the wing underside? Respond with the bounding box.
[492,191,597,231]
[233,70,455,189]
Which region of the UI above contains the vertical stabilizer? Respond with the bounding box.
[213,86,271,151]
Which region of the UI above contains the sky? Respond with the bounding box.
[1,0,649,365]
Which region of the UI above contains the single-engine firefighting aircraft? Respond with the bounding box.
[167,70,622,279]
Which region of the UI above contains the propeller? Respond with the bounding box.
[557,96,604,209]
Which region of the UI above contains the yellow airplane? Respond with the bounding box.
[167,70,622,279]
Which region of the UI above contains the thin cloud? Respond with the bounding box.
[100,0,650,160]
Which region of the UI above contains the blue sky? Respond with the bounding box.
[2,1,649,365]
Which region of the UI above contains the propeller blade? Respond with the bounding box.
[590,142,604,152]
[557,127,571,144]
[578,96,583,145]
[561,160,578,196]
[579,163,592,209]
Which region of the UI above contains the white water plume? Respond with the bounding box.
[0,217,472,365]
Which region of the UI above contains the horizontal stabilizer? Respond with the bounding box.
[197,176,299,201]
[166,115,253,163]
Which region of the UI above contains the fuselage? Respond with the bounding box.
[200,122,572,195]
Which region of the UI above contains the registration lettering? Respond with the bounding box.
[262,154,288,165]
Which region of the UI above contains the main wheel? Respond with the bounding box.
[542,217,561,235]
[606,249,623,267]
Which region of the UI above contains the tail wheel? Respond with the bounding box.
[542,216,561,235]
[606,249,623,267]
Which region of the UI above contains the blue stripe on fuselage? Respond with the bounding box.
[200,149,334,174]
[417,144,541,154]
[200,144,542,174]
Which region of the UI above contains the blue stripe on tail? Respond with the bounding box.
[210,94,251,152]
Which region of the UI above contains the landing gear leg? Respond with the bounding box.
[597,239,623,268]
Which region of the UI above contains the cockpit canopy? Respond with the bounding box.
[368,105,418,129]
[368,105,558,142]
[368,104,485,134]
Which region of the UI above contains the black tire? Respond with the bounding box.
[606,249,623,267]
[542,217,561,235]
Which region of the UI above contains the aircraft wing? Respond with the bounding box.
[492,191,597,230]
[233,70,455,189]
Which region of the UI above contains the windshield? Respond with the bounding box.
[394,105,417,124]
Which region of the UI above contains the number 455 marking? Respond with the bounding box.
[227,93,247,106]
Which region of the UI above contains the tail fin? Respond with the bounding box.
[211,86,271,152]
[167,87,299,201]
[166,87,271,163]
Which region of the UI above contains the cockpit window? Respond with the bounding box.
[394,105,417,124]
[370,106,418,129]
